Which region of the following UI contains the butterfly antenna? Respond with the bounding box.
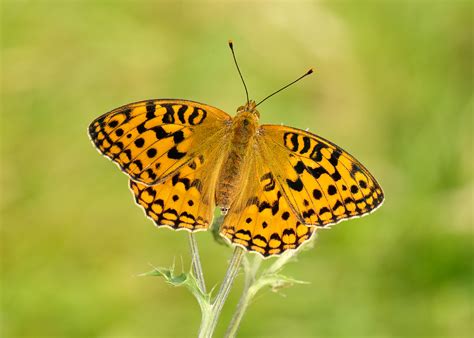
[256,68,314,107]
[228,40,250,104]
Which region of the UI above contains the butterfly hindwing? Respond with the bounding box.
[220,153,315,256]
[258,125,384,226]
[88,99,231,185]
[129,133,231,231]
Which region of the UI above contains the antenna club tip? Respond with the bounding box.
[228,40,234,48]
[307,68,315,75]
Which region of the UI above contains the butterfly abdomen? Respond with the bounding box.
[216,111,259,209]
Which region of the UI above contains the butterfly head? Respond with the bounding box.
[236,100,260,119]
[233,100,260,135]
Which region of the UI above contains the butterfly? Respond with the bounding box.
[88,43,384,257]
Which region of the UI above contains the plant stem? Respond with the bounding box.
[212,247,245,320]
[199,246,245,338]
[188,233,207,293]
[224,255,261,338]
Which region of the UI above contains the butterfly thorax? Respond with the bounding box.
[215,101,260,210]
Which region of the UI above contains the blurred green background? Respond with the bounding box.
[2,1,472,337]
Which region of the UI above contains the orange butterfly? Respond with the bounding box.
[88,42,384,257]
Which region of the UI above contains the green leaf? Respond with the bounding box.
[140,265,212,311]
[140,266,187,286]
[139,266,189,286]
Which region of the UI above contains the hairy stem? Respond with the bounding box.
[199,247,245,338]
[188,233,207,293]
[224,255,261,338]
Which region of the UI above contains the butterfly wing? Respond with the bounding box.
[220,124,383,256]
[129,143,225,231]
[88,99,231,185]
[220,154,316,256]
[258,125,384,226]
[89,99,232,231]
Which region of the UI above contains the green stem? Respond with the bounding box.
[224,255,261,338]
[188,233,207,293]
[199,247,245,338]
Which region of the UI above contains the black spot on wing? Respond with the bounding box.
[168,146,187,159]
[137,123,147,134]
[147,148,157,158]
[300,136,311,154]
[189,107,207,125]
[310,143,327,162]
[260,172,276,191]
[331,171,342,181]
[173,130,185,144]
[253,234,268,246]
[162,104,175,123]
[236,229,251,238]
[333,200,344,210]
[286,177,304,192]
[176,105,187,124]
[327,185,337,195]
[143,168,157,181]
[271,200,279,215]
[146,101,156,119]
[133,159,143,171]
[258,201,271,212]
[307,166,327,179]
[302,209,315,219]
[188,161,197,170]
[283,132,299,151]
[134,138,145,148]
[153,126,169,139]
[294,161,305,174]
[350,163,362,177]
[329,150,341,166]
[313,189,322,200]
[319,207,330,215]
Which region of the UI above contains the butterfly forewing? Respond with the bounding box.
[88,99,231,185]
[258,125,384,226]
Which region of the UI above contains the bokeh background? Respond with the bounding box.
[2,1,472,337]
